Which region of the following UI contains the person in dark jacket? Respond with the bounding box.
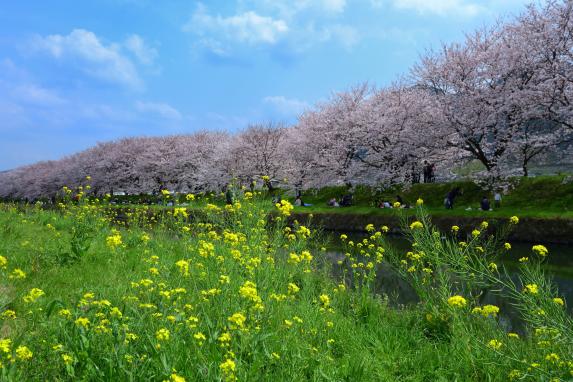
[480,196,491,211]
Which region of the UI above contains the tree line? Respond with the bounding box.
[1,0,572,200]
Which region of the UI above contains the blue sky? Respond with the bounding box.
[0,0,531,170]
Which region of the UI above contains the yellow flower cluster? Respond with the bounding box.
[239,281,264,311]
[219,358,236,382]
[447,295,467,308]
[472,305,499,318]
[173,208,188,219]
[531,244,548,257]
[409,221,424,230]
[228,312,246,330]
[23,288,45,303]
[524,284,539,295]
[155,328,170,341]
[275,200,294,216]
[487,339,502,350]
[106,230,123,249]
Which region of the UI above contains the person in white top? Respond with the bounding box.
[494,191,502,208]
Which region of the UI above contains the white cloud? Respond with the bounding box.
[321,0,346,13]
[320,25,359,48]
[31,29,143,89]
[244,0,346,18]
[184,2,360,58]
[184,5,288,45]
[11,85,66,106]
[264,96,309,116]
[124,34,157,65]
[135,101,182,120]
[389,0,483,16]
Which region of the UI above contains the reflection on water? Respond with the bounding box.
[323,232,573,333]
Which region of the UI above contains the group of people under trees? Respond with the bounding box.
[373,187,504,211]
[223,177,505,212]
[422,161,436,183]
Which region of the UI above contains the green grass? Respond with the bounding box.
[295,175,573,219]
[88,175,573,220]
[2,198,570,381]
[0,203,491,380]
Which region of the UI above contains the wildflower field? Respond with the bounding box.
[1,187,572,381]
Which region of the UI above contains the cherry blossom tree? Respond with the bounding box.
[288,83,372,189]
[352,83,451,184]
[226,123,289,186]
[2,0,572,200]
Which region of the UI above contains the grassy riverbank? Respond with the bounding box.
[100,175,573,220]
[1,193,572,380]
[296,175,573,219]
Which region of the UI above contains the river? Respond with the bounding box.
[323,232,573,332]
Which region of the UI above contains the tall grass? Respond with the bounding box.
[0,188,571,381]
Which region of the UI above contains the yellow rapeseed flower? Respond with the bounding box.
[0,339,12,353]
[532,244,549,257]
[9,268,26,280]
[75,317,90,328]
[472,305,499,318]
[228,313,246,330]
[524,284,539,294]
[23,288,45,303]
[288,283,300,295]
[170,373,186,382]
[0,310,16,320]
[15,346,33,361]
[156,328,170,341]
[218,332,231,346]
[553,297,564,306]
[545,353,560,363]
[193,332,206,345]
[319,294,331,307]
[106,232,122,249]
[409,221,423,230]
[58,309,72,319]
[62,354,74,365]
[275,200,294,216]
[447,295,467,308]
[219,358,236,376]
[487,339,502,350]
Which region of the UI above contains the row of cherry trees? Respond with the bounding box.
[1,0,572,200]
